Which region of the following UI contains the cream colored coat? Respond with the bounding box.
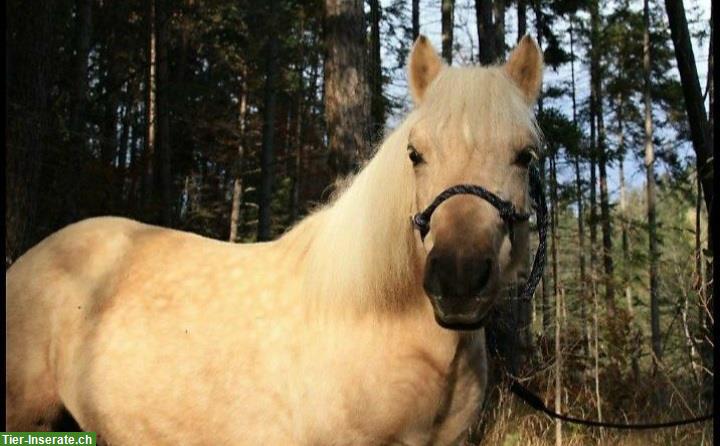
[6,35,543,445]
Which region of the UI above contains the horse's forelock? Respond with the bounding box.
[419,67,542,154]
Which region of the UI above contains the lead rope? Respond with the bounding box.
[506,168,713,432]
[507,379,714,430]
[519,165,547,302]
[411,166,713,442]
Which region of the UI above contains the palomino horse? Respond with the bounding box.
[6,35,543,445]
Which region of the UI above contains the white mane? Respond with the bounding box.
[283,65,541,312]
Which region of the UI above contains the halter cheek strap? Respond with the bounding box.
[411,165,548,302]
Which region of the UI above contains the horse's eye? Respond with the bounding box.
[514,147,536,168]
[408,145,425,166]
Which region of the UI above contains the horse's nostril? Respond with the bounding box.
[473,259,492,293]
[423,251,444,297]
[424,249,494,299]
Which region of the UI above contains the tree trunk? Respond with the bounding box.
[441,0,454,64]
[597,128,614,312]
[555,286,563,446]
[662,0,715,383]
[102,27,120,212]
[590,0,615,313]
[6,0,57,262]
[574,156,589,358]
[369,0,384,141]
[618,96,640,379]
[695,171,704,327]
[682,287,701,386]
[588,73,599,390]
[540,276,549,337]
[593,284,604,439]
[475,0,494,64]
[101,57,119,167]
[117,104,129,168]
[504,0,533,362]
[324,0,371,177]
[517,0,526,42]
[709,2,714,136]
[549,152,562,445]
[102,91,119,210]
[412,0,420,40]
[144,0,157,217]
[156,0,172,226]
[69,0,92,147]
[117,101,131,204]
[569,18,589,358]
[290,15,306,223]
[589,160,598,331]
[176,1,190,86]
[130,105,146,218]
[549,150,559,349]
[644,0,661,366]
[619,137,630,316]
[693,171,711,387]
[64,0,93,222]
[550,155,559,315]
[291,88,304,223]
[229,76,248,243]
[127,108,141,214]
[493,0,505,60]
[588,5,602,420]
[664,0,714,253]
[533,0,544,110]
[700,1,714,394]
[258,3,279,242]
[706,0,713,262]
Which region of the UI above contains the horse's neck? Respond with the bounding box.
[299,125,425,312]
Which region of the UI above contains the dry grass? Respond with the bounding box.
[472,384,713,446]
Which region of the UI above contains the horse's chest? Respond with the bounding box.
[331,332,487,446]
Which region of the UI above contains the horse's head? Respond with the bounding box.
[407,35,543,330]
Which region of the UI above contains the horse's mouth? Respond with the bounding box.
[434,314,487,330]
[429,296,494,331]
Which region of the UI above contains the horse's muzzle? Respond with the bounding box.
[423,249,497,330]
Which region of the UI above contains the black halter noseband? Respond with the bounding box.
[411,165,548,302]
[411,165,714,432]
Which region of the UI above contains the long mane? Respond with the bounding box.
[282,65,541,313]
[283,111,421,313]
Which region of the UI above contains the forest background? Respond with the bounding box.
[6,0,715,444]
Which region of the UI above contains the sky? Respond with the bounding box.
[379,0,711,199]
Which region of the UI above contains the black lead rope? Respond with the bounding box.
[412,164,713,431]
[509,380,714,429]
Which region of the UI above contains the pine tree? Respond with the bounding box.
[442,0,455,64]
[325,0,371,177]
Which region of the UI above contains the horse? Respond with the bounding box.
[6,35,543,445]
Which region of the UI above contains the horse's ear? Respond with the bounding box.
[503,35,544,106]
[408,35,443,105]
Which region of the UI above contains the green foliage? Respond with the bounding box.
[7,1,713,442]
[537,107,582,157]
